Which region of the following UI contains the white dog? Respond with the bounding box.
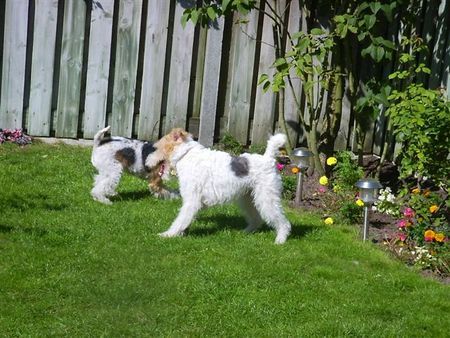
[90,126,187,204]
[159,132,291,244]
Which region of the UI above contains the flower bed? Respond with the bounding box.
[278,152,449,281]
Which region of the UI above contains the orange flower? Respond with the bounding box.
[435,233,445,242]
[424,230,436,242]
[429,205,439,213]
[423,189,430,197]
[411,187,420,194]
[291,167,300,174]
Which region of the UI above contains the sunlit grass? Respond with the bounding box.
[0,142,448,336]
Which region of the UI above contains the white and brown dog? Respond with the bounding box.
[159,132,291,244]
[90,126,189,204]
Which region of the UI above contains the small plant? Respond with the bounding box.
[313,151,365,224]
[281,174,297,200]
[372,187,400,218]
[220,132,244,155]
[0,128,32,146]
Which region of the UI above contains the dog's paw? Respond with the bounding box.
[274,234,288,244]
[92,195,113,205]
[155,189,180,200]
[159,230,183,238]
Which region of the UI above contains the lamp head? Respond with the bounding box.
[355,178,382,205]
[291,148,312,169]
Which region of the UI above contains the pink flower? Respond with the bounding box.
[403,207,415,218]
[397,219,410,228]
[398,232,407,242]
[318,186,327,193]
[276,163,285,171]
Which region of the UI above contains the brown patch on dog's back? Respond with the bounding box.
[115,147,136,168]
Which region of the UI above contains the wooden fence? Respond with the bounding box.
[0,0,449,153]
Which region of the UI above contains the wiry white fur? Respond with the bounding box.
[90,126,174,204]
[160,133,291,244]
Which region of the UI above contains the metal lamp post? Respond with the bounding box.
[355,178,382,241]
[291,148,313,205]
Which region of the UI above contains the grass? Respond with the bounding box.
[0,141,449,336]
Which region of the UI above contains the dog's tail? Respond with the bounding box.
[93,126,111,148]
[264,133,287,158]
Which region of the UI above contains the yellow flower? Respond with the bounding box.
[355,199,364,207]
[326,157,337,166]
[429,205,439,213]
[435,233,445,242]
[411,187,420,194]
[319,176,329,186]
[324,217,334,225]
[424,230,436,242]
[291,167,300,174]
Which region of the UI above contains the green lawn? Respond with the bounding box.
[0,142,449,336]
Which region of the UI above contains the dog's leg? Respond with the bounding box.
[159,199,201,237]
[237,193,263,233]
[148,166,179,200]
[91,168,122,205]
[252,186,291,244]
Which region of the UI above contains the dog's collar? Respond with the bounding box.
[171,141,202,165]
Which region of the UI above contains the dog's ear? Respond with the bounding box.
[172,128,189,142]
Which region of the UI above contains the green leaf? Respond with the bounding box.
[181,11,190,28]
[348,25,358,34]
[311,28,324,35]
[340,24,348,38]
[361,45,373,58]
[222,0,232,12]
[357,32,367,41]
[258,73,269,85]
[190,9,199,25]
[356,2,370,15]
[381,4,393,22]
[369,2,382,15]
[379,38,395,50]
[207,7,217,20]
[364,14,376,30]
[273,58,287,68]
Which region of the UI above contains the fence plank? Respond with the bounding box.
[198,17,224,147]
[55,0,86,138]
[83,0,114,139]
[251,1,279,145]
[164,3,195,134]
[28,0,58,137]
[111,0,142,137]
[138,0,170,140]
[0,0,29,129]
[443,19,450,97]
[284,0,301,147]
[429,0,449,88]
[227,10,259,144]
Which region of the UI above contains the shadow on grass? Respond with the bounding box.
[111,190,152,202]
[1,193,69,212]
[189,214,317,240]
[0,224,13,233]
[0,223,48,236]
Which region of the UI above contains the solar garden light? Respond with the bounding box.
[291,148,313,205]
[355,178,383,241]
